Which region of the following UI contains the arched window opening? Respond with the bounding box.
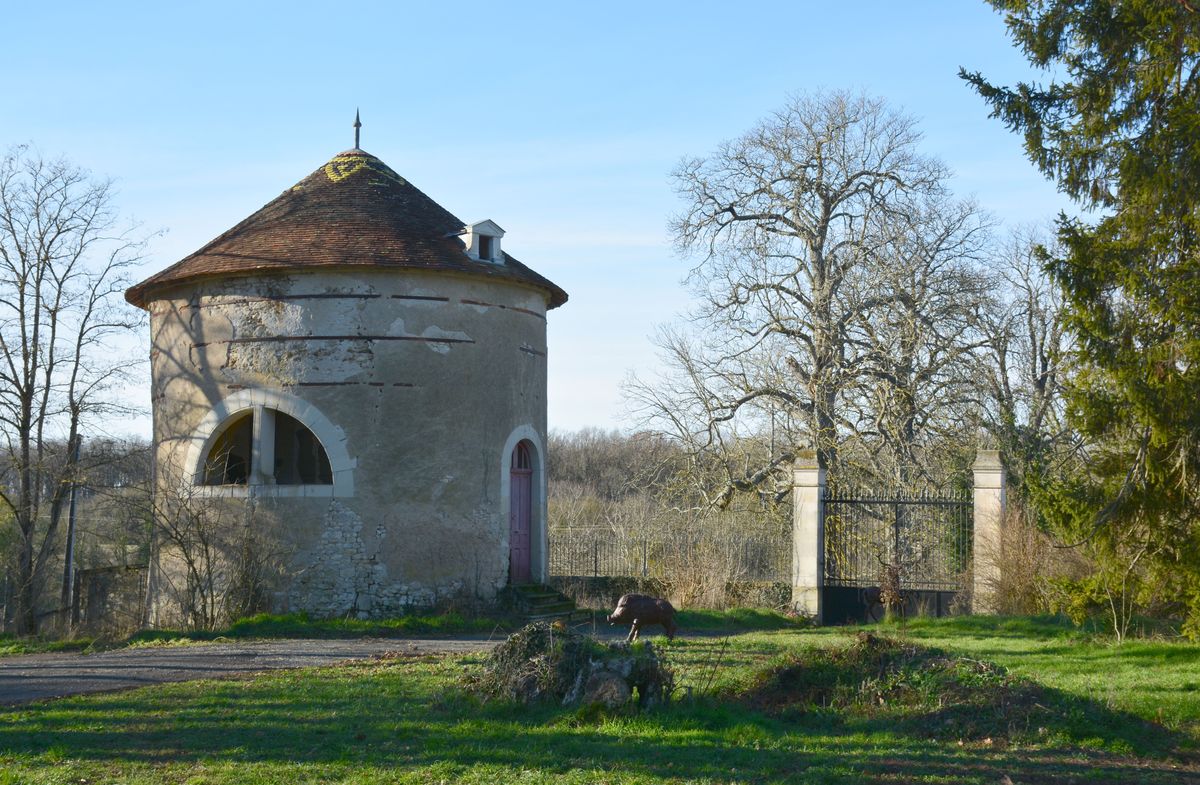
[203,412,252,485]
[274,411,333,485]
[514,441,532,471]
[200,407,332,487]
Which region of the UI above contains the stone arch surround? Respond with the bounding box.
[499,424,547,583]
[182,388,356,497]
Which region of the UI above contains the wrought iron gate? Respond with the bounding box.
[822,489,971,614]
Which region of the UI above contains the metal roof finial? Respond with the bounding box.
[353,109,362,150]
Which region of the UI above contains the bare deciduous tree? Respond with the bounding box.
[628,91,990,506]
[139,453,286,631]
[0,146,148,634]
[979,227,1075,491]
[846,194,994,486]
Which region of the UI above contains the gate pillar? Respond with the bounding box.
[971,450,1006,613]
[792,452,826,623]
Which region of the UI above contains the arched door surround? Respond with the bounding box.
[509,440,534,584]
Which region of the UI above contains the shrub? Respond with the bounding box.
[471,622,674,708]
[984,502,1091,616]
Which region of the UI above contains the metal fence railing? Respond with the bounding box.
[549,529,791,583]
[822,489,971,592]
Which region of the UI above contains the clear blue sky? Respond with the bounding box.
[1,1,1069,438]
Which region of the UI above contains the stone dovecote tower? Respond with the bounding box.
[127,145,567,622]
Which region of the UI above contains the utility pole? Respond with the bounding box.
[60,435,82,631]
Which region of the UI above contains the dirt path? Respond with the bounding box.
[0,637,499,706]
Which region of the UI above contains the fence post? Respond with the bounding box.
[971,450,1006,613]
[593,539,599,578]
[792,451,826,623]
[892,502,902,567]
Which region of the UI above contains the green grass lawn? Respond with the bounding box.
[2,616,1198,784]
[870,615,1200,736]
[0,636,95,657]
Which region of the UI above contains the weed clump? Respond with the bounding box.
[471,622,674,709]
[743,632,1111,743]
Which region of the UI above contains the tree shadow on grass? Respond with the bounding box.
[0,660,1197,784]
[877,614,1085,641]
[830,682,1196,759]
[1112,645,1200,663]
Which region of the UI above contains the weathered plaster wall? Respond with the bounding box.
[146,268,550,622]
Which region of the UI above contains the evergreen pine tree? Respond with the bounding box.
[962,1,1200,633]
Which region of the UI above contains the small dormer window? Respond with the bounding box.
[462,219,505,264]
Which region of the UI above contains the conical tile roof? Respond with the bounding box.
[126,149,568,309]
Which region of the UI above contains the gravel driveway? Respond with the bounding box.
[0,637,498,706]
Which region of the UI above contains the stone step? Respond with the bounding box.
[508,583,582,625]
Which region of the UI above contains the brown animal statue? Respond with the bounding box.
[607,593,677,642]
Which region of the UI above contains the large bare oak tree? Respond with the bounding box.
[628,92,993,505]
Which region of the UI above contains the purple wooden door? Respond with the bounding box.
[509,442,533,584]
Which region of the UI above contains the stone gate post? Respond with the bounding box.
[971,450,1006,613]
[792,452,826,623]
